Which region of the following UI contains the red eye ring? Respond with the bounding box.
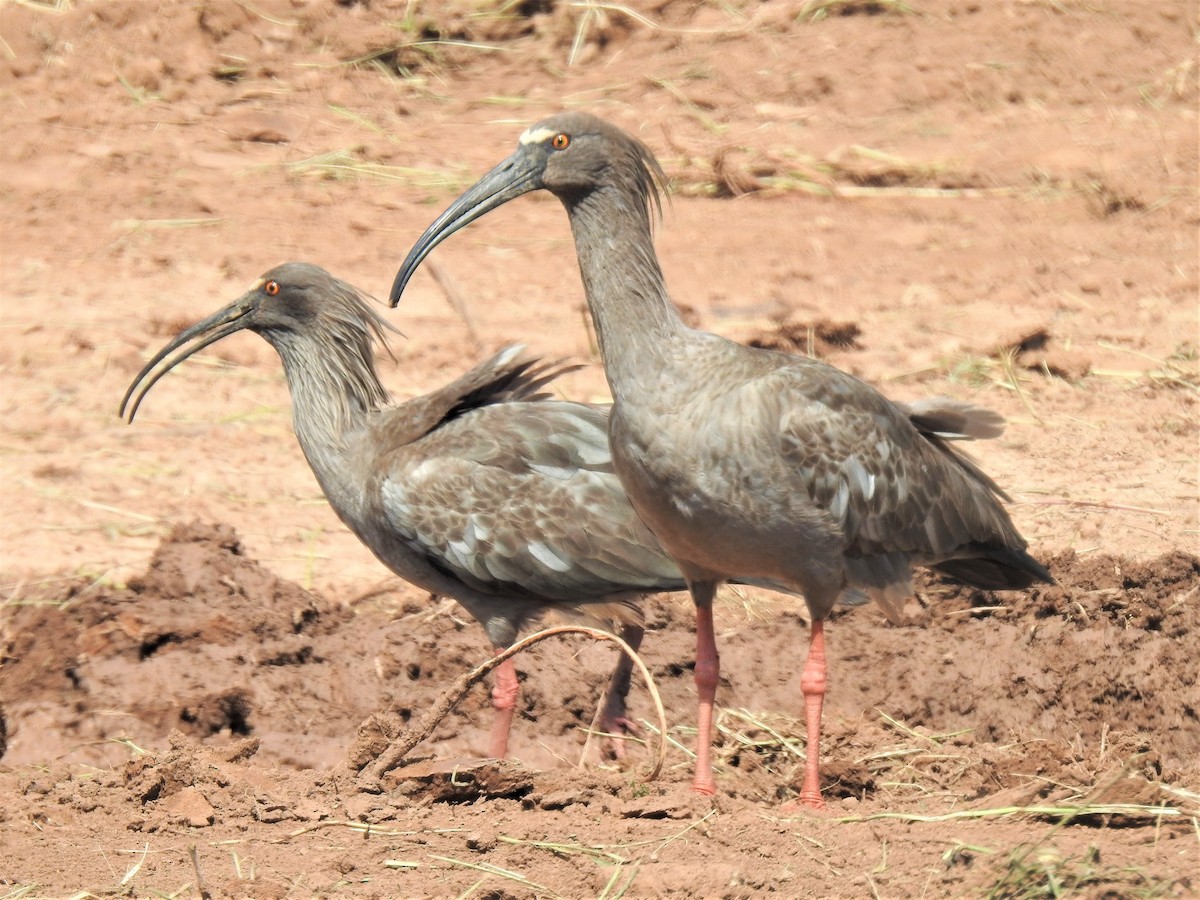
[264,280,280,296]
[551,133,570,150]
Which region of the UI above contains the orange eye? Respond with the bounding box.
[551,133,570,150]
[264,280,280,296]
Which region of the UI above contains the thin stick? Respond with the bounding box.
[357,625,666,785]
[836,802,1181,824]
[189,846,210,900]
[425,257,480,344]
[579,692,608,767]
[271,820,464,843]
[1020,497,1170,515]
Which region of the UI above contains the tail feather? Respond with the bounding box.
[932,544,1055,590]
[900,397,1006,441]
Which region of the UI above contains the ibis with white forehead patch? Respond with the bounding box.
[390,113,1054,807]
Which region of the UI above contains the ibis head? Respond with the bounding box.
[120,262,392,423]
[389,112,665,308]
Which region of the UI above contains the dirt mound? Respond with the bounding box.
[3,522,352,769]
[619,549,1200,802]
[4,524,1197,797]
[3,525,1196,897]
[884,551,1200,780]
[745,317,864,357]
[0,522,661,774]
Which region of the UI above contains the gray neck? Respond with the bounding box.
[270,330,389,514]
[566,186,686,402]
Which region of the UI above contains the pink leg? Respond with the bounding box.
[692,598,720,795]
[488,653,520,759]
[797,619,827,809]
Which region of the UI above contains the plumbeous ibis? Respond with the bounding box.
[389,113,1054,806]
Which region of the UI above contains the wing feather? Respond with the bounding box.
[378,401,685,603]
[771,362,1028,574]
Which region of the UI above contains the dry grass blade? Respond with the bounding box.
[598,859,640,899]
[1000,349,1042,424]
[430,855,559,898]
[877,709,971,743]
[1094,339,1200,393]
[284,150,469,191]
[357,625,667,784]
[715,707,807,766]
[9,0,72,10]
[1019,496,1171,516]
[649,809,716,860]
[496,835,626,864]
[636,719,697,761]
[113,217,224,232]
[341,38,508,69]
[566,1,749,64]
[188,845,210,900]
[272,820,463,843]
[837,802,1183,824]
[115,844,148,888]
[1152,782,1200,817]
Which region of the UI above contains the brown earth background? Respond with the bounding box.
[1,0,1198,897]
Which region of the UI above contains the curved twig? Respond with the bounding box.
[357,625,667,785]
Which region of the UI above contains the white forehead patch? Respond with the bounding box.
[519,126,557,145]
[249,276,266,292]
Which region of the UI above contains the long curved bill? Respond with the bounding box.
[389,148,544,308]
[119,297,254,423]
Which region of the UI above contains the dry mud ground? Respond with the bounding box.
[1,1,1198,897]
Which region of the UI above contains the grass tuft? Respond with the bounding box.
[283,149,470,194]
[987,842,1179,899]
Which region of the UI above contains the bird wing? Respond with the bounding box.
[764,360,1029,604]
[374,345,582,448]
[777,364,1022,549]
[375,400,685,604]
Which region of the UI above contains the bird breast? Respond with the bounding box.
[607,395,841,588]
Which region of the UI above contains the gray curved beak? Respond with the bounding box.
[389,149,543,308]
[120,297,254,423]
